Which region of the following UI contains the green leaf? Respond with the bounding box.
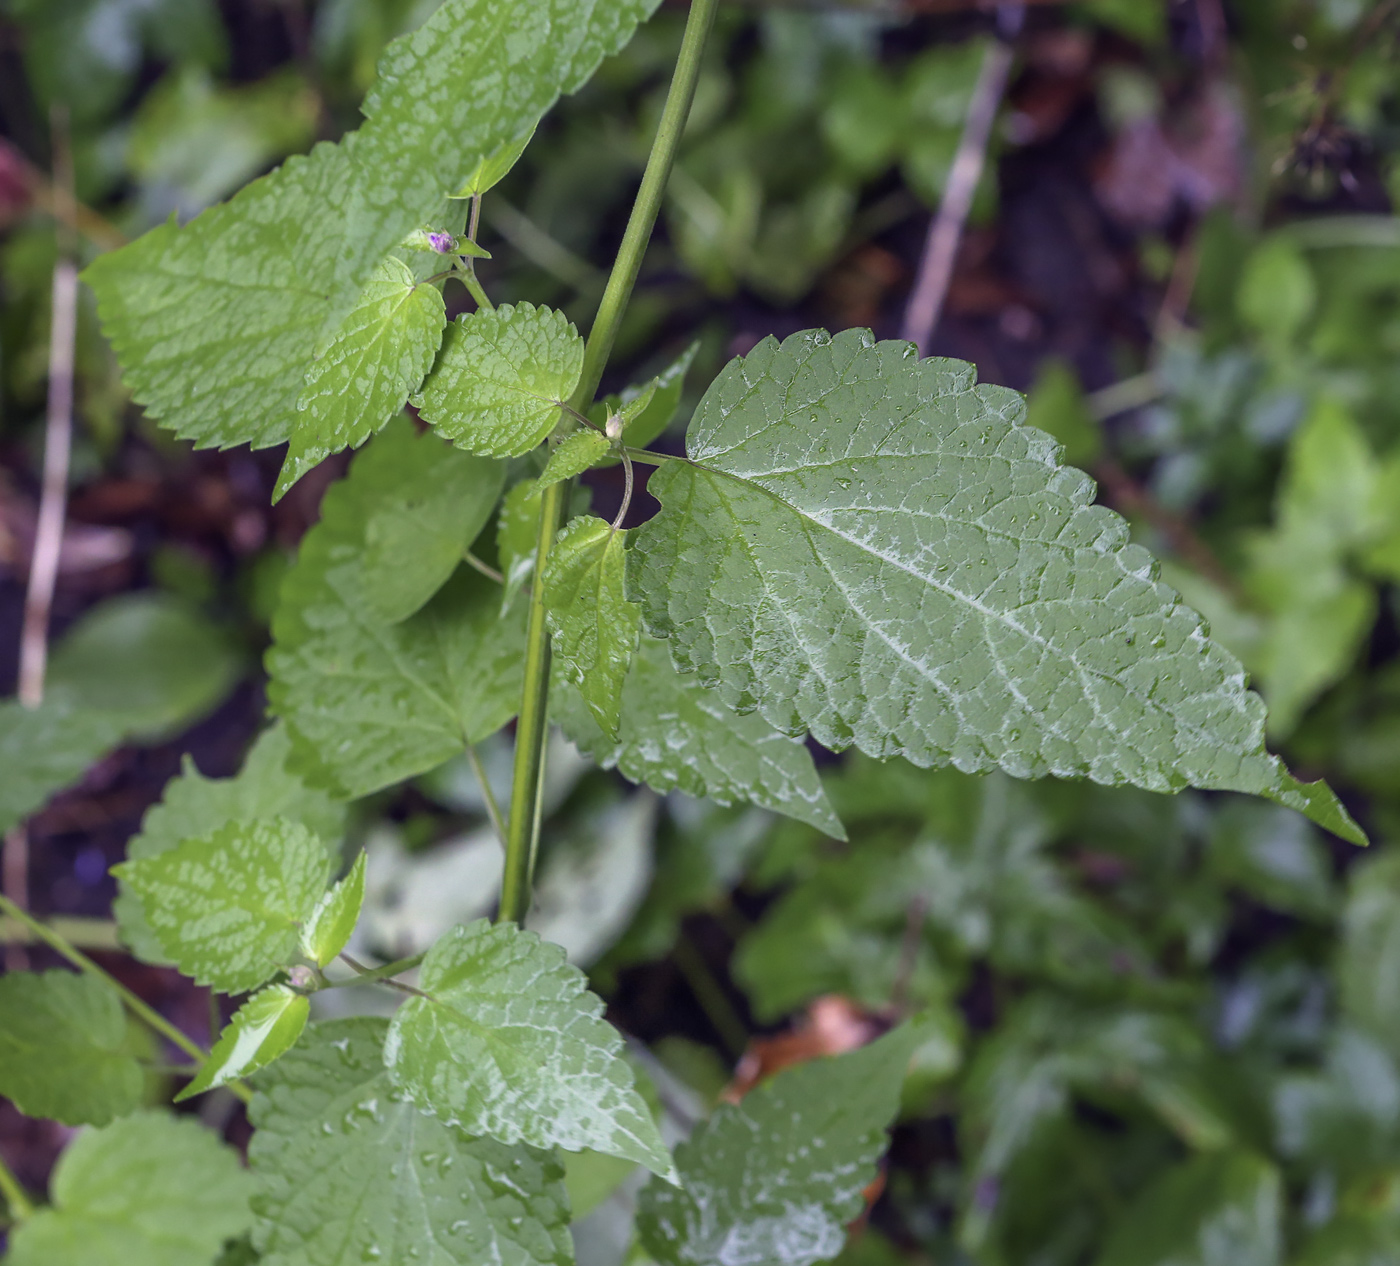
[301,852,368,968]
[0,971,144,1126]
[385,919,674,1177]
[0,699,126,836]
[1339,852,1400,1059]
[268,428,524,797]
[637,1025,920,1266]
[85,0,660,454]
[1024,359,1101,470]
[630,330,1364,845]
[5,1111,255,1266]
[355,417,507,624]
[540,430,613,489]
[46,591,242,739]
[499,478,544,613]
[589,340,699,457]
[115,723,344,965]
[416,302,584,456]
[250,1018,574,1266]
[1237,235,1315,344]
[453,124,537,198]
[556,634,844,838]
[565,1148,638,1221]
[1094,1151,1281,1266]
[177,984,309,1101]
[114,817,331,994]
[543,516,639,735]
[276,255,447,499]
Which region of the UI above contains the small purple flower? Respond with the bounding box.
[427,231,456,254]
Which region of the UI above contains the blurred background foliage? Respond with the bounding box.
[5,1,1400,1264]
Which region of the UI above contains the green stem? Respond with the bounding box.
[466,745,508,847]
[497,0,719,926]
[0,1150,33,1223]
[333,950,427,989]
[460,268,494,312]
[0,894,250,1106]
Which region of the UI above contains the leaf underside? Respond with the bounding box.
[384,920,674,1178]
[555,633,845,838]
[630,329,1363,845]
[249,1018,574,1266]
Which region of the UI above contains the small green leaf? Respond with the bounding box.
[416,302,584,457]
[637,1025,921,1266]
[498,478,544,613]
[385,919,674,1178]
[631,330,1364,845]
[589,341,699,458]
[543,517,639,736]
[452,124,537,198]
[115,723,344,965]
[250,1017,573,1266]
[1095,1151,1281,1266]
[1024,359,1101,469]
[277,255,447,500]
[46,591,242,739]
[539,430,613,490]
[0,971,144,1126]
[177,984,309,1101]
[555,634,845,838]
[0,699,126,837]
[5,1111,255,1266]
[565,1148,638,1221]
[301,852,367,968]
[268,428,525,797]
[114,817,330,994]
[356,418,507,624]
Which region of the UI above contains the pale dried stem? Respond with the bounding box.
[900,5,1023,355]
[4,113,81,972]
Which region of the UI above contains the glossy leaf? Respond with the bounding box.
[277,255,447,499]
[177,984,309,1101]
[385,919,674,1177]
[85,0,660,452]
[354,418,507,624]
[0,971,144,1126]
[250,1018,573,1266]
[114,817,331,994]
[539,429,613,489]
[5,1111,255,1266]
[555,634,844,838]
[115,723,344,965]
[1094,1151,1281,1266]
[637,1024,920,1266]
[416,302,584,456]
[301,852,368,968]
[630,330,1363,845]
[268,428,525,797]
[543,516,639,735]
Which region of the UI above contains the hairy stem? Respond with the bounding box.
[498,0,719,926]
[0,894,250,1105]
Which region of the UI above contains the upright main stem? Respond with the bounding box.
[498,0,719,924]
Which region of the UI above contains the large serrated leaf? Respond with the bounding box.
[277,255,447,499]
[115,723,344,964]
[416,302,584,456]
[543,516,639,735]
[0,971,144,1127]
[249,1018,574,1266]
[114,817,331,994]
[637,1024,920,1266]
[554,634,844,838]
[86,0,658,455]
[630,329,1364,845]
[384,919,674,1178]
[5,1112,255,1266]
[267,426,523,797]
